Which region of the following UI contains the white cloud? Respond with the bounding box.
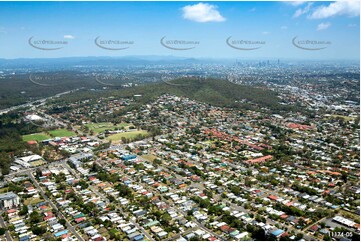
[309,0,360,19]
[63,35,75,39]
[182,3,226,23]
[262,31,271,35]
[317,22,331,31]
[347,23,357,27]
[293,2,313,18]
[287,1,307,7]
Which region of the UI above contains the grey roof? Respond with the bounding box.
[0,192,18,200]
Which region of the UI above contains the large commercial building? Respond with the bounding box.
[0,192,20,209]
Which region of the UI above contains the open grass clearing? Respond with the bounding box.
[106,130,149,142]
[85,122,131,134]
[22,132,51,142]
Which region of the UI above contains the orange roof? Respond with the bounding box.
[151,196,159,201]
[7,209,17,214]
[286,201,294,207]
[75,217,86,223]
[245,155,273,164]
[61,234,69,239]
[287,123,313,130]
[268,195,278,200]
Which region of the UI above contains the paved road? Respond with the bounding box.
[146,153,316,241]
[0,88,83,115]
[27,171,84,241]
[4,160,67,180]
[168,228,196,240]
[0,213,12,241]
[61,162,154,241]
[129,217,154,241]
[303,217,327,232]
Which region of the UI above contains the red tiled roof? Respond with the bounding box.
[310,225,319,231]
[268,195,278,200]
[7,209,17,214]
[44,215,55,221]
[286,201,294,207]
[287,123,313,130]
[220,225,231,232]
[75,217,86,223]
[245,155,273,164]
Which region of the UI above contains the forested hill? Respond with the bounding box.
[55,78,299,113]
[119,78,283,110]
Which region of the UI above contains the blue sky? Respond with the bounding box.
[0,1,359,60]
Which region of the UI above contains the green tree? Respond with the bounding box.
[30,211,42,224]
[32,226,47,235]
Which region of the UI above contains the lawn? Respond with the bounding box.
[141,154,157,162]
[48,129,76,137]
[340,210,360,222]
[22,129,75,142]
[324,115,355,121]
[331,114,355,121]
[0,187,9,193]
[23,197,43,206]
[22,132,51,142]
[29,160,46,167]
[106,130,149,142]
[85,122,131,134]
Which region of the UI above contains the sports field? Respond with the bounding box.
[22,129,75,142]
[22,132,51,142]
[48,129,76,137]
[85,122,131,134]
[106,130,149,142]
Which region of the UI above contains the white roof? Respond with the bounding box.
[19,154,43,162]
[26,114,43,121]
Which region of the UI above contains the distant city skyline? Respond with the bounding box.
[0,1,359,60]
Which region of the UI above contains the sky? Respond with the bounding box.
[0,0,359,60]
